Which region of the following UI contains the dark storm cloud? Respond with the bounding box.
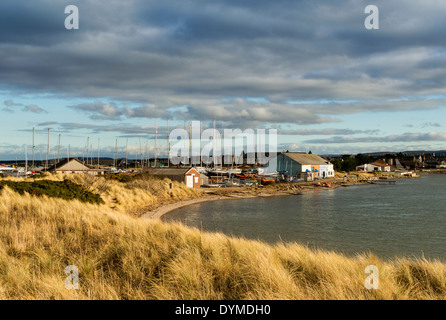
[69,101,167,120]
[1,0,446,126]
[0,1,66,46]
[50,122,167,136]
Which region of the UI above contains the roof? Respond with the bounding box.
[48,158,92,171]
[281,153,331,165]
[146,167,197,176]
[370,160,390,167]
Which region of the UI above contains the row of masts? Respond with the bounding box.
[30,120,220,170]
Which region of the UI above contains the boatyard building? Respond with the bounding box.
[277,153,335,180]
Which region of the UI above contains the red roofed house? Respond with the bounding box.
[356,159,391,172]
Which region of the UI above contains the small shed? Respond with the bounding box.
[146,167,202,188]
[200,174,209,186]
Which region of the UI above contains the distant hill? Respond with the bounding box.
[322,150,446,157]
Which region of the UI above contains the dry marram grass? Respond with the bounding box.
[0,174,445,299]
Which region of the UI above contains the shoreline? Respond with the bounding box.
[141,191,300,220]
[141,172,424,220]
[141,177,372,220]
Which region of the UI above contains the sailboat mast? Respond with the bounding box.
[166,118,170,167]
[183,120,186,166]
[139,137,142,169]
[25,145,28,175]
[253,130,256,167]
[213,119,216,168]
[115,139,118,168]
[86,137,89,164]
[125,138,128,169]
[155,119,158,168]
[97,138,100,168]
[189,123,192,167]
[57,134,61,163]
[45,128,50,171]
[32,127,35,167]
[200,120,202,168]
[147,140,150,168]
[145,140,148,168]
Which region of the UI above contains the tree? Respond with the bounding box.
[341,157,358,172]
[332,159,342,172]
[355,153,371,166]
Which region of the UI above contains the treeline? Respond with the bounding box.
[330,154,375,172]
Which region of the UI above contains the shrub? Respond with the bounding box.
[0,179,104,204]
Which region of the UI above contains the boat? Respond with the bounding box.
[235,173,257,179]
[261,178,275,185]
[240,180,257,186]
[227,168,242,174]
[264,171,280,177]
[208,168,229,175]
[194,167,209,174]
[201,184,223,188]
[322,182,331,187]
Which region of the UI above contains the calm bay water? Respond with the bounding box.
[163,174,446,261]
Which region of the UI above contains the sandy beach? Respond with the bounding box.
[140,195,230,219]
[140,190,297,219]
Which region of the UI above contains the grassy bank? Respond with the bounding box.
[1,173,202,217]
[0,174,445,299]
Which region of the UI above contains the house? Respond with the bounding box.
[146,167,202,188]
[49,158,105,175]
[277,153,335,180]
[356,159,391,172]
[436,160,446,169]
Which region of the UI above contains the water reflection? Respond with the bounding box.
[163,175,446,261]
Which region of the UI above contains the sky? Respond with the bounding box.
[1,0,446,160]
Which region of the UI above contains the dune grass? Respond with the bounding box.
[2,173,202,217]
[0,174,445,299]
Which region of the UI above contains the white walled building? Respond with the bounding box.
[277,153,335,179]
